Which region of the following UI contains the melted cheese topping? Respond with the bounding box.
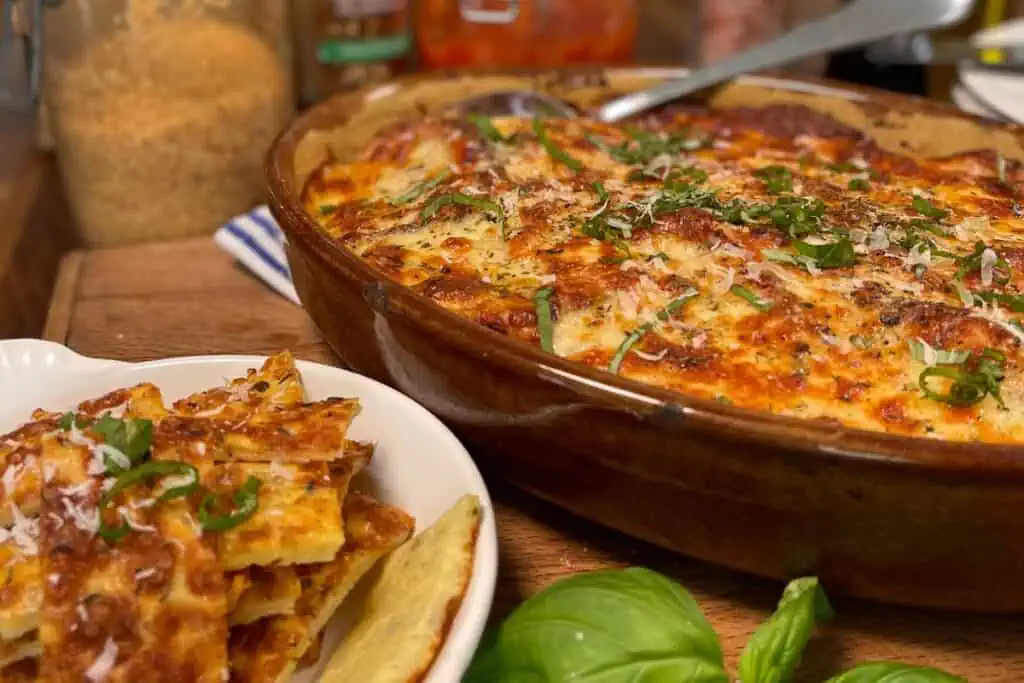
[304,106,1024,443]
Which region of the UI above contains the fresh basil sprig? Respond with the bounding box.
[825,662,966,682]
[465,569,966,683]
[463,567,729,683]
[738,577,833,683]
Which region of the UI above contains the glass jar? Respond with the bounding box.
[414,0,637,71]
[40,0,295,247]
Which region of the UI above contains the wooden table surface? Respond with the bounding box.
[43,237,1024,681]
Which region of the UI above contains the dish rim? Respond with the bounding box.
[0,338,499,683]
[265,68,1024,478]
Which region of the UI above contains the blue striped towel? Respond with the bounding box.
[214,206,300,305]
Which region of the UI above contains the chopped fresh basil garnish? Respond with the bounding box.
[918,347,1006,409]
[848,178,870,191]
[794,238,857,269]
[58,411,83,431]
[753,165,793,193]
[908,338,971,366]
[609,290,697,374]
[954,241,1011,284]
[975,290,1024,313]
[730,285,773,312]
[420,193,505,239]
[593,181,610,206]
[766,196,827,239]
[392,171,451,205]
[666,166,709,185]
[98,461,200,541]
[912,195,948,220]
[318,204,337,215]
[91,415,154,474]
[467,113,510,144]
[533,118,582,173]
[199,475,262,532]
[533,286,556,353]
[589,127,710,166]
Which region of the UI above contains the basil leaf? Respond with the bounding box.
[533,287,555,353]
[738,577,833,683]
[90,416,154,472]
[58,411,81,431]
[731,285,774,312]
[794,238,856,269]
[848,178,870,191]
[318,204,337,215]
[463,567,728,683]
[468,113,509,143]
[533,118,582,173]
[825,662,965,683]
[912,195,948,220]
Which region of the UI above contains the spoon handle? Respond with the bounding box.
[597,0,975,122]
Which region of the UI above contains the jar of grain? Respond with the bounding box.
[41,0,295,246]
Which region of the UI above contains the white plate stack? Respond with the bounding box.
[955,17,1024,122]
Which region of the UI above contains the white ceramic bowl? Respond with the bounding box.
[0,338,497,683]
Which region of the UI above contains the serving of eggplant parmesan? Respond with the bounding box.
[303,105,1024,443]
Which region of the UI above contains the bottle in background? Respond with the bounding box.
[293,0,412,105]
[414,0,637,71]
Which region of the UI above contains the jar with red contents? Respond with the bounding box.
[414,0,637,70]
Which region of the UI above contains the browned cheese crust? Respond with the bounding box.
[303,105,1024,443]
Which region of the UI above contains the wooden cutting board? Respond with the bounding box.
[44,237,1024,682]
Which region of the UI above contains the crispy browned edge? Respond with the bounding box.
[264,67,1024,474]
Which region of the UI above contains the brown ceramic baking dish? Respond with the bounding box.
[266,68,1024,612]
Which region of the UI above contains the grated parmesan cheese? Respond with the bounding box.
[84,637,119,682]
[980,248,998,287]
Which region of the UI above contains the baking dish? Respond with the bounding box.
[266,68,1024,612]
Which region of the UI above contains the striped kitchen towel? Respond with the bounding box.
[214,206,300,305]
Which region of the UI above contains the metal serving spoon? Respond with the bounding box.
[454,0,976,122]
